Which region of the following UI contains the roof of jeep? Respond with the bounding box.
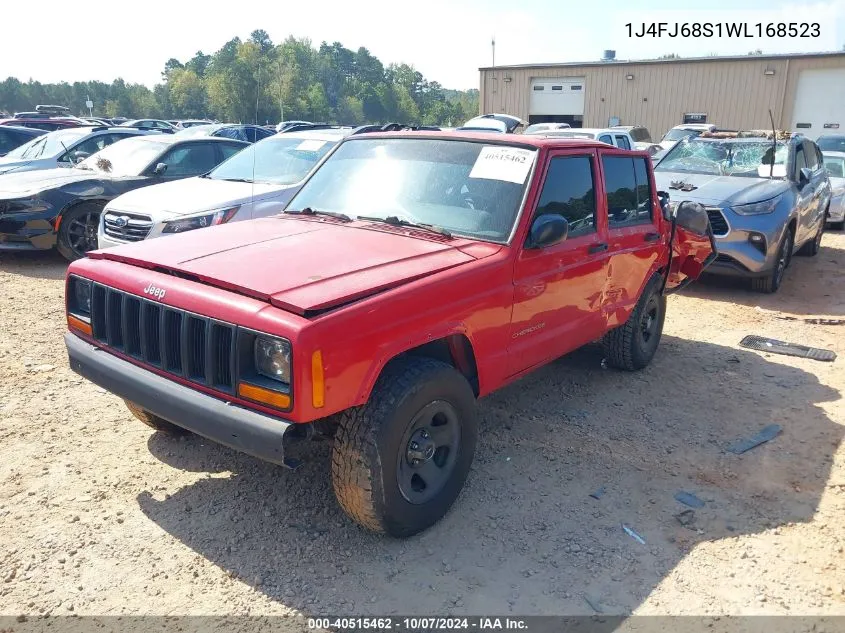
[342,129,618,150]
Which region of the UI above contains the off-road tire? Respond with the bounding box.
[602,274,666,371]
[331,357,478,537]
[57,202,105,262]
[124,400,191,436]
[752,227,793,293]
[797,217,824,256]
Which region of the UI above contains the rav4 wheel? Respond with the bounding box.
[331,357,478,537]
[124,400,191,436]
[57,202,104,261]
[752,227,793,294]
[602,274,666,371]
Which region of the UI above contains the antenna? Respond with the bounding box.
[768,108,777,179]
[491,36,496,67]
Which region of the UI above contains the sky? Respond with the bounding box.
[1,0,843,91]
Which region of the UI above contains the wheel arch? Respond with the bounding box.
[54,198,109,233]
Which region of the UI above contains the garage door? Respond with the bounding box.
[529,77,585,126]
[790,68,845,140]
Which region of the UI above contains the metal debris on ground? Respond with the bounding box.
[728,424,783,455]
[739,335,836,362]
[675,509,696,527]
[675,491,705,509]
[622,524,646,545]
[754,306,845,326]
[589,486,606,500]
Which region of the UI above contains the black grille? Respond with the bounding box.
[705,207,729,236]
[89,284,238,392]
[103,211,153,242]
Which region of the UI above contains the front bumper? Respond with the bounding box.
[827,195,845,223]
[0,216,56,251]
[65,333,296,467]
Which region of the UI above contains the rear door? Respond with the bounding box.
[600,150,663,327]
[509,149,611,375]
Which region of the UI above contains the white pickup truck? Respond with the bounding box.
[535,127,637,150]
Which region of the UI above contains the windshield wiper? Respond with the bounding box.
[357,215,452,238]
[286,207,352,222]
[218,177,253,183]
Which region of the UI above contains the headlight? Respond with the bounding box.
[254,336,291,383]
[68,276,92,317]
[162,206,240,234]
[731,196,781,216]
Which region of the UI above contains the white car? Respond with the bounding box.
[97,129,351,249]
[537,127,637,150]
[822,150,845,229]
[658,124,717,151]
[0,126,153,176]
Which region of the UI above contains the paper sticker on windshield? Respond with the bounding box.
[469,146,534,184]
[296,139,326,152]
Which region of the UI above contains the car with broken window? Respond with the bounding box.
[63,131,714,537]
[654,131,830,293]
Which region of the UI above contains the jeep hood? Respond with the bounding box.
[0,167,96,197]
[87,217,494,316]
[654,170,790,206]
[107,176,292,218]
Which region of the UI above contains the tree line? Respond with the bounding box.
[0,30,480,127]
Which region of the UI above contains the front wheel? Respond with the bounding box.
[331,357,478,537]
[57,202,104,261]
[752,227,793,293]
[602,275,666,371]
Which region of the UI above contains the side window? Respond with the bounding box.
[66,134,117,160]
[793,145,807,179]
[0,130,13,154]
[614,135,632,150]
[533,156,596,239]
[156,143,218,177]
[816,145,825,168]
[219,143,245,161]
[602,155,652,228]
[598,134,613,145]
[802,140,819,170]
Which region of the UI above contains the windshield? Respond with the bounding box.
[524,123,568,134]
[817,136,845,152]
[5,128,89,159]
[209,136,337,185]
[655,138,788,177]
[286,138,536,243]
[76,137,165,177]
[176,125,215,137]
[823,155,845,178]
[662,129,702,143]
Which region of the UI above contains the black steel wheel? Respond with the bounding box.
[57,203,104,261]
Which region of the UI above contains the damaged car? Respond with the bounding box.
[654,131,830,293]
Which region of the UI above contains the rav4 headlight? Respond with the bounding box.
[254,336,292,384]
[731,196,781,216]
[162,206,240,234]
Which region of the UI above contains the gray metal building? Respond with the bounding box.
[478,51,845,140]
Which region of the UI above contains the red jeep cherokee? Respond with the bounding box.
[64,132,715,536]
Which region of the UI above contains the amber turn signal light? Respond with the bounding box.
[237,382,291,410]
[312,350,325,409]
[67,314,92,336]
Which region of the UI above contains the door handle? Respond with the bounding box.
[644,232,661,242]
[588,242,609,254]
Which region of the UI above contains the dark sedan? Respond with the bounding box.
[0,125,45,157]
[0,135,247,260]
[175,123,274,143]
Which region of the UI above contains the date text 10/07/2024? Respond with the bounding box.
[308,617,528,631]
[625,22,821,38]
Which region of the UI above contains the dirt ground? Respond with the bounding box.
[1,231,844,625]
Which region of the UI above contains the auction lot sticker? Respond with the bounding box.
[469,146,534,184]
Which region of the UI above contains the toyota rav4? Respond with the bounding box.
[64,132,715,537]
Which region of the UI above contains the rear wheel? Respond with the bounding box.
[124,400,191,436]
[752,227,793,293]
[57,202,104,261]
[331,357,477,537]
[602,274,666,371]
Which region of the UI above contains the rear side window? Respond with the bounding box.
[598,135,613,145]
[533,155,596,238]
[802,140,819,169]
[602,155,653,228]
[614,135,631,150]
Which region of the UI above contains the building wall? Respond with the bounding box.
[479,55,845,138]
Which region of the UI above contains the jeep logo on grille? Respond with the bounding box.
[143,283,166,300]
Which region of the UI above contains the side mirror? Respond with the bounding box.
[527,214,568,249]
[798,167,812,187]
[153,162,168,176]
[656,190,671,221]
[675,200,710,236]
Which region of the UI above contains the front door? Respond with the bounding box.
[509,150,611,376]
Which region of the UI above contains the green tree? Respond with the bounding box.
[168,69,206,118]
